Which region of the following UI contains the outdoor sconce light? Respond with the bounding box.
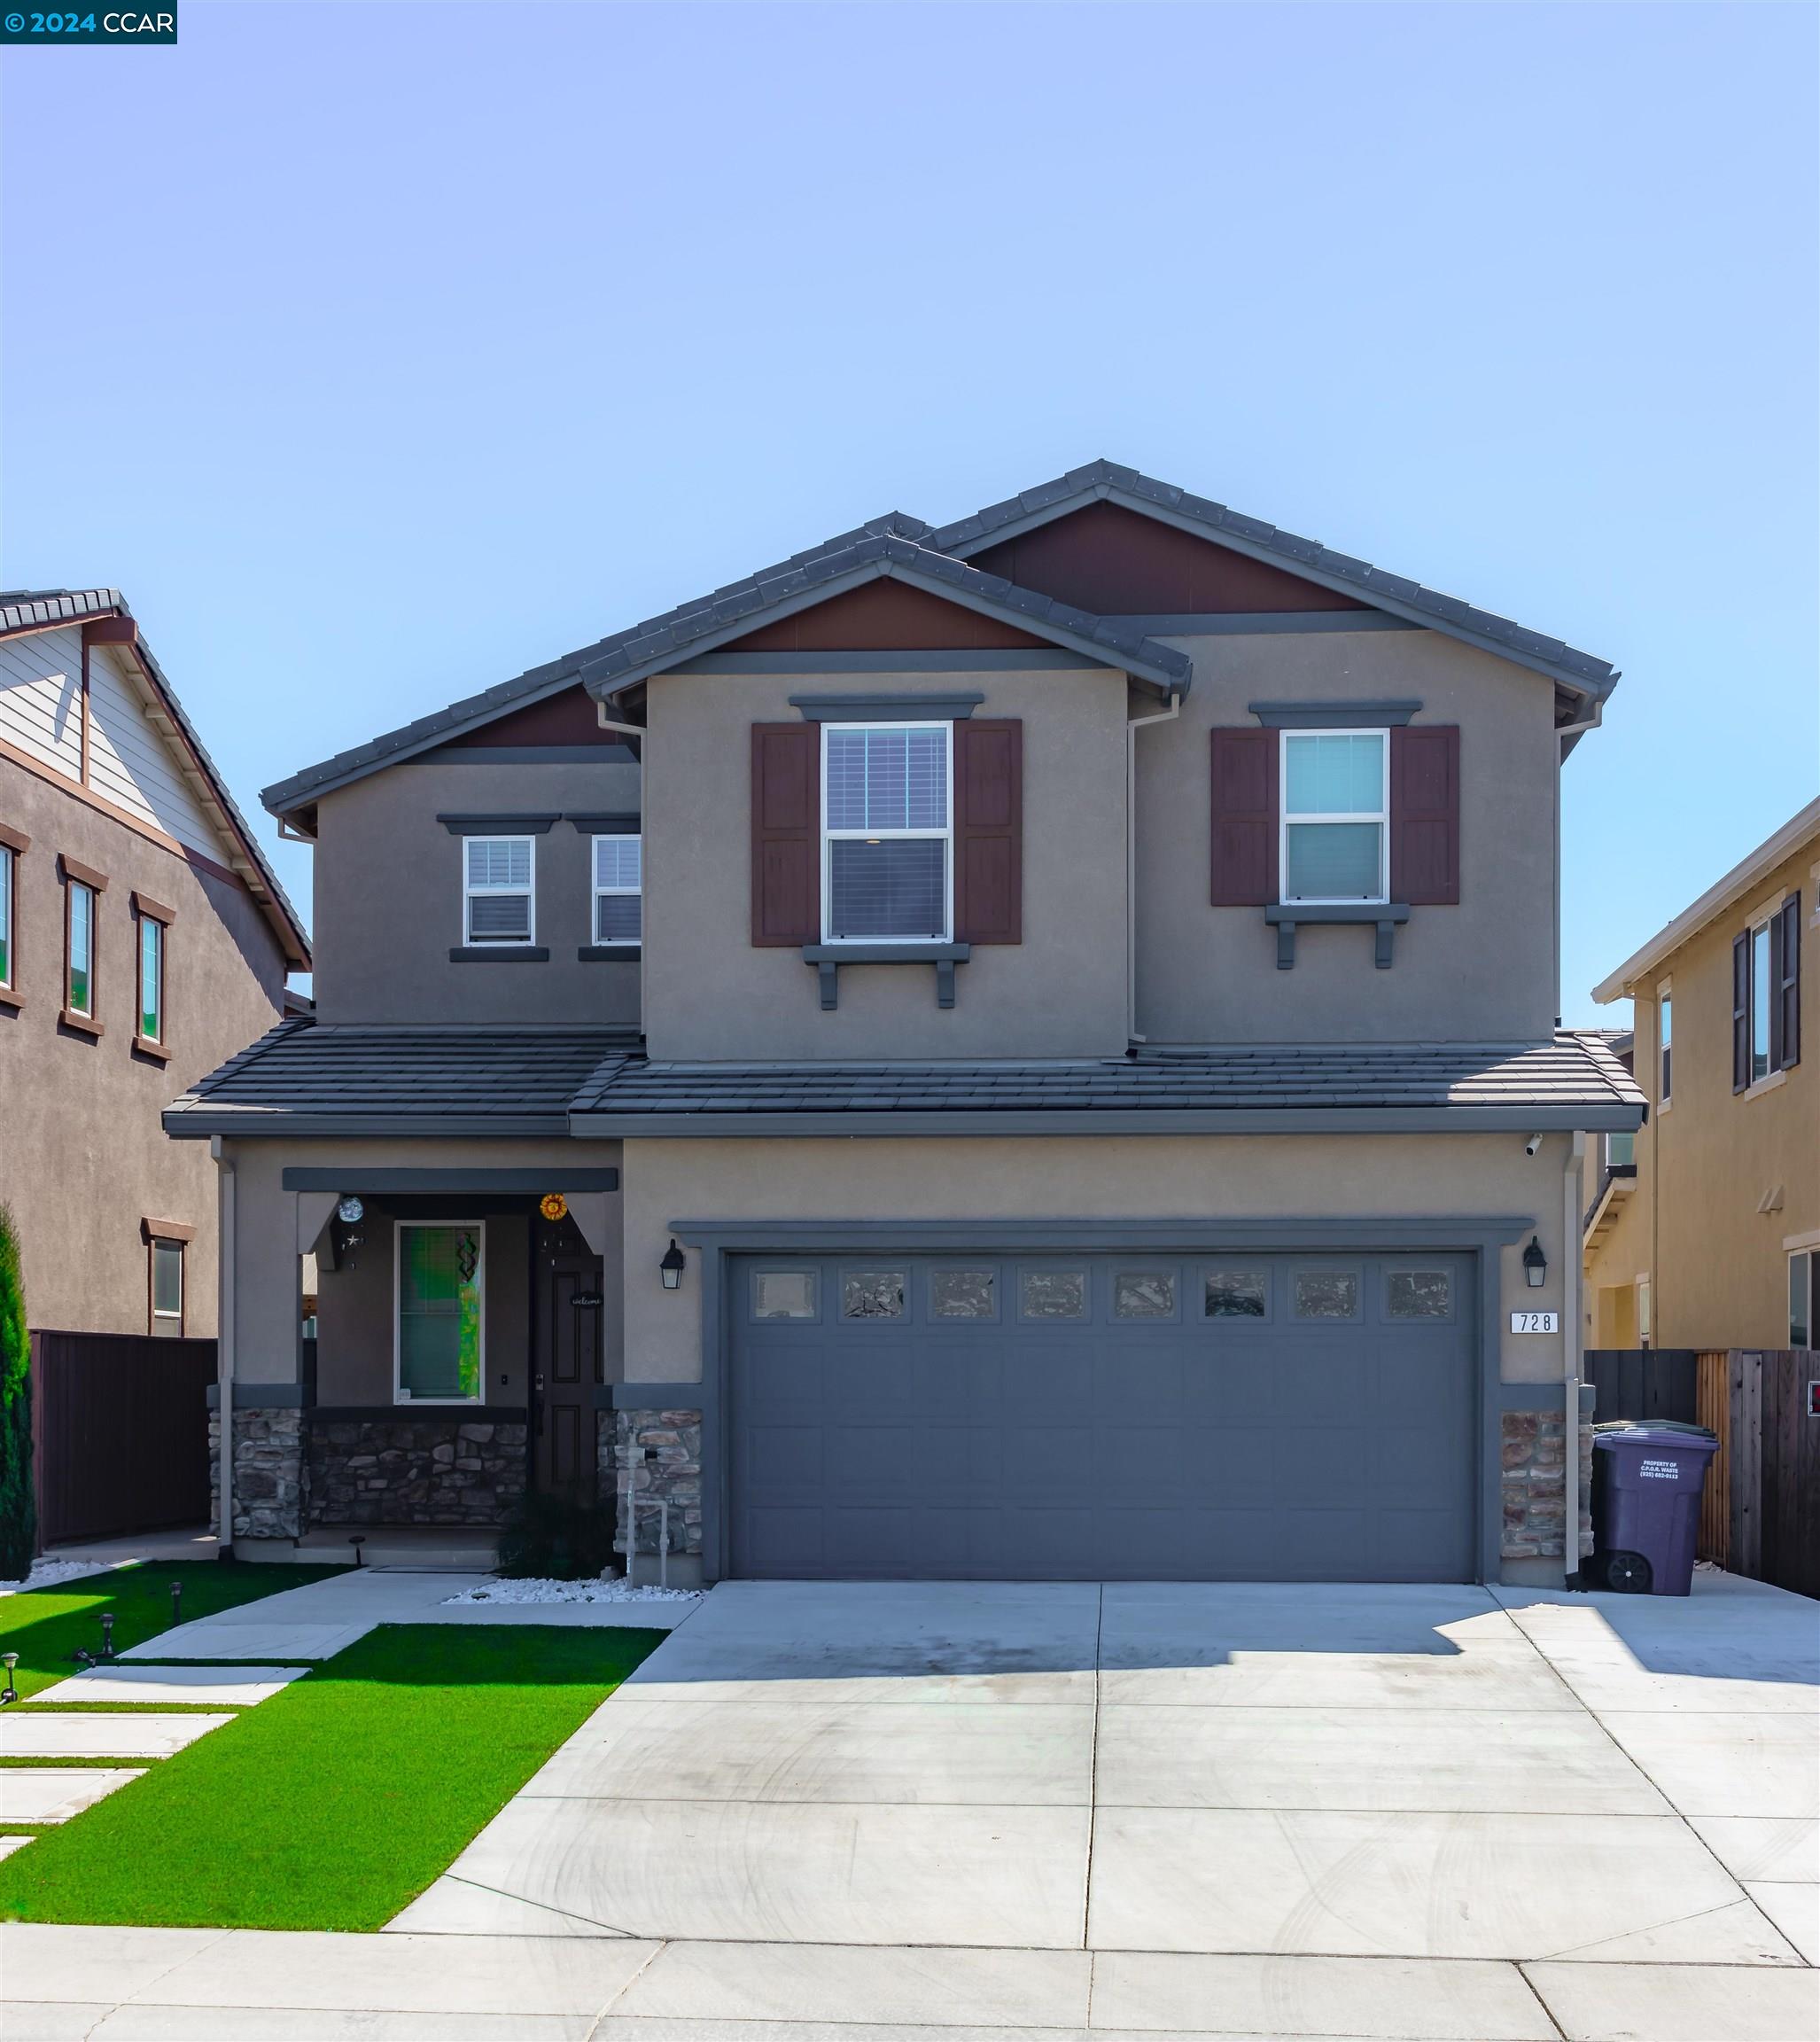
[1522,1236,1548,1289]
[659,1238,686,1291]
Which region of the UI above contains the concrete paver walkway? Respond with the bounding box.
[2,1572,1816,2040]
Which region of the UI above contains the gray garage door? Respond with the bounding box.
[729,1252,1475,1582]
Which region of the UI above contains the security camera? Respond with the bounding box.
[1525,1134,1544,1157]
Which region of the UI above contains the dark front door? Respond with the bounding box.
[729,1251,1477,1582]
[533,1214,603,1498]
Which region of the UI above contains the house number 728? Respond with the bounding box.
[1509,1310,1560,1334]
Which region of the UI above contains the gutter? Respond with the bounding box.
[212,1138,236,1559]
[1564,1131,1585,1590]
[1125,691,1181,1043]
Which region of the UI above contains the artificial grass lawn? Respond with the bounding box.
[0,1622,664,1929]
[0,1562,344,1700]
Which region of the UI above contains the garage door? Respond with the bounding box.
[729,1252,1475,1582]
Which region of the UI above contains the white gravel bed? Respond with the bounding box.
[0,1556,126,1596]
[443,1576,701,1607]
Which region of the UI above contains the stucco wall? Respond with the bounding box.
[1591,834,1818,1348]
[0,758,290,1335]
[1134,627,1561,1043]
[640,666,1131,1061]
[218,1136,623,1396]
[618,1130,1575,1387]
[310,758,642,1026]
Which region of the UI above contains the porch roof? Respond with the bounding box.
[163,1020,640,1138]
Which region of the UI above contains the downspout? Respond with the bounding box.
[596,702,648,1041]
[1564,1131,1586,1589]
[212,1137,236,1559]
[1125,690,1180,1044]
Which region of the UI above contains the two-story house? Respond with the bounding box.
[166,464,1643,1588]
[1,589,308,1355]
[1584,798,1817,1352]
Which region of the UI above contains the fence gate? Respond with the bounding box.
[28,1331,216,1547]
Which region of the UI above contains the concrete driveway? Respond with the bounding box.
[4,1572,1816,2039]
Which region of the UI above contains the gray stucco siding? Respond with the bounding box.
[642,666,1131,1062]
[1135,628,1560,1044]
[311,760,642,1026]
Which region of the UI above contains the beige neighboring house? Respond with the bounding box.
[1585,797,1819,1352]
[0,589,309,1344]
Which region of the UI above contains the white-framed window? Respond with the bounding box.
[1658,982,1673,1108]
[394,1220,485,1404]
[463,836,533,946]
[1637,1274,1653,1347]
[1749,911,1775,1085]
[592,834,642,945]
[0,844,13,990]
[821,721,952,942]
[1279,729,1389,905]
[150,1237,184,1337]
[1789,1250,1814,1350]
[66,877,96,1016]
[1604,1129,1636,1170]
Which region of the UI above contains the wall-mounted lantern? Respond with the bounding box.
[659,1238,687,1291]
[1522,1235,1548,1290]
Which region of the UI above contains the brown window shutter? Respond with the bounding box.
[1776,892,1801,1071]
[953,719,1023,945]
[1209,728,1278,907]
[751,722,821,947]
[1732,931,1751,1092]
[1390,725,1459,906]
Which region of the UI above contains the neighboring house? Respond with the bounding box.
[0,589,310,1347]
[166,461,1644,1588]
[1585,798,1818,1352]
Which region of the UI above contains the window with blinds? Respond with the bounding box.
[822,723,951,941]
[593,834,642,944]
[463,836,533,944]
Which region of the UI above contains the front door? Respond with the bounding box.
[532,1213,603,1498]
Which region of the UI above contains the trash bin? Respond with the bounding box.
[1590,1421,1719,1595]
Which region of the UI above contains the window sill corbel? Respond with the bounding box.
[1264,903,1412,970]
[801,943,971,1011]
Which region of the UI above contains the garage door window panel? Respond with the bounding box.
[1114,1270,1178,1321]
[1202,1267,1272,1321]
[1019,1267,1088,1321]
[1292,1268,1362,1321]
[751,1268,821,1322]
[1385,1268,1455,1321]
[840,1269,907,1321]
[930,1267,998,1321]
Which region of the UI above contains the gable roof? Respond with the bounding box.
[261,459,1618,821]
[261,522,1189,824]
[929,461,1619,708]
[1591,796,1820,1003]
[1,589,310,967]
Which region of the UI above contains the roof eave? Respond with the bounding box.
[939,478,1615,707]
[163,1108,573,1141]
[1591,795,1820,1003]
[581,556,1190,705]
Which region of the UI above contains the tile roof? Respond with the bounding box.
[568,1035,1643,1128]
[929,461,1619,700]
[2,589,310,965]
[163,1021,641,1137]
[168,1028,1643,1139]
[261,522,1186,818]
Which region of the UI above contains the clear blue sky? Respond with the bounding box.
[4,2,1815,1024]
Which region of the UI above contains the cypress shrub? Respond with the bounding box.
[0,1203,33,1578]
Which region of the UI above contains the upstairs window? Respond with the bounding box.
[822,722,951,941]
[1280,730,1388,905]
[150,1237,184,1337]
[1659,986,1673,1106]
[0,844,12,990]
[463,836,533,946]
[1733,894,1801,1091]
[66,877,96,1016]
[592,835,642,945]
[138,914,165,1042]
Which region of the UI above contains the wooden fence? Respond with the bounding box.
[1586,1346,1816,1600]
[28,1330,216,1547]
